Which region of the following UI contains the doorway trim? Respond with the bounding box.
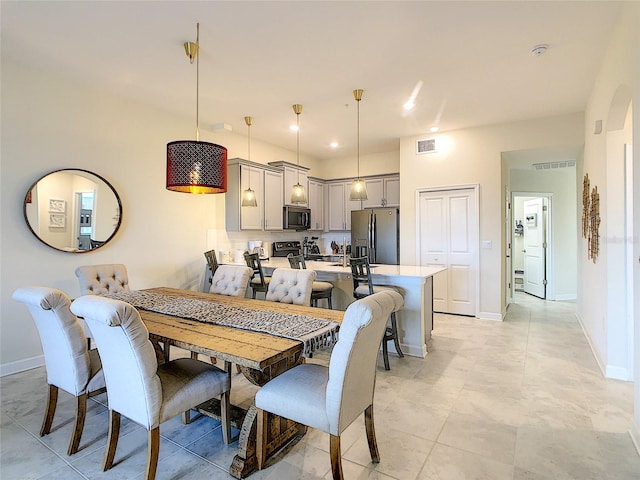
[510,191,554,302]
[415,183,480,318]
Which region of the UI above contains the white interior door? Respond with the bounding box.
[418,187,478,316]
[523,198,546,298]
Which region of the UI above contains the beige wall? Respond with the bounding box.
[314,150,400,180]
[0,58,316,371]
[399,113,584,318]
[579,1,639,440]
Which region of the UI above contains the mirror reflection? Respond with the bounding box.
[24,169,122,253]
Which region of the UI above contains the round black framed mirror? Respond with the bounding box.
[23,169,122,253]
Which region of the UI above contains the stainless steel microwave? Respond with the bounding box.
[283,206,311,230]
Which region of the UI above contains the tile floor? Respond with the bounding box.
[1,293,639,479]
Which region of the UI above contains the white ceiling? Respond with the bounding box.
[1,1,622,161]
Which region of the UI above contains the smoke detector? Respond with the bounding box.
[531,44,549,56]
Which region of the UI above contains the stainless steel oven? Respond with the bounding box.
[283,206,310,230]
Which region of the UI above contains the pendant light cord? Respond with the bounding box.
[296,112,300,183]
[356,96,360,179]
[195,23,200,142]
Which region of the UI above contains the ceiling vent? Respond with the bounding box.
[416,138,437,154]
[532,160,576,170]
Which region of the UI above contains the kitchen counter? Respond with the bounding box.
[228,256,445,358]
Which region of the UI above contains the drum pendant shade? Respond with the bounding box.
[166,23,227,194]
[166,141,227,194]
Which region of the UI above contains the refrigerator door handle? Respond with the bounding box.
[371,213,377,263]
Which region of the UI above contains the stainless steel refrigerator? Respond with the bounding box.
[351,208,400,264]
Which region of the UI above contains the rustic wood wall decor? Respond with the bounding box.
[582,174,590,238]
[588,185,600,263]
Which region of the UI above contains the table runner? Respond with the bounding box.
[105,290,338,355]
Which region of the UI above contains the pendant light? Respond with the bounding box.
[166,23,228,194]
[290,104,307,204]
[349,89,368,201]
[241,116,258,207]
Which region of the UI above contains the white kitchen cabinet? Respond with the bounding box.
[308,179,324,231]
[264,169,284,230]
[240,166,263,230]
[269,161,310,207]
[226,158,283,231]
[328,181,362,231]
[384,176,400,206]
[362,175,400,208]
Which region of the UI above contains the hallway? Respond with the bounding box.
[1,293,638,479]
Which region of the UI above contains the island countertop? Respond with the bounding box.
[251,256,446,279]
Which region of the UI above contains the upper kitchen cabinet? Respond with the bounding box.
[226,158,283,231]
[308,178,324,231]
[327,181,361,231]
[268,161,309,207]
[263,169,284,230]
[362,174,400,208]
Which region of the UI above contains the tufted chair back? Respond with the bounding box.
[12,286,102,396]
[75,264,130,295]
[13,286,106,456]
[210,265,253,297]
[70,295,162,429]
[326,290,400,434]
[265,268,316,305]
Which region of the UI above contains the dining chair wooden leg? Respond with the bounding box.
[330,434,344,480]
[40,384,58,437]
[102,410,121,471]
[256,408,267,470]
[145,427,160,480]
[364,404,380,463]
[67,393,87,455]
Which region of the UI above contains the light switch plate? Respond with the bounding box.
[482,240,492,249]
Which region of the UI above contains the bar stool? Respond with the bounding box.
[349,256,404,370]
[203,249,219,291]
[244,252,271,299]
[287,254,334,309]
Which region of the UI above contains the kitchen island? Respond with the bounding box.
[252,257,446,358]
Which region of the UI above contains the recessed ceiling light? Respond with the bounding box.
[403,101,415,111]
[430,126,439,133]
[330,141,339,148]
[531,44,549,56]
[290,125,299,132]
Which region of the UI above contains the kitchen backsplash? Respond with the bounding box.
[208,229,351,258]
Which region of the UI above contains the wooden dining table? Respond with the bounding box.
[136,287,344,478]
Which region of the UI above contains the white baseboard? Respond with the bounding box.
[575,311,606,376]
[630,423,640,457]
[0,355,44,377]
[478,311,503,321]
[389,343,427,359]
[554,293,577,301]
[605,365,632,381]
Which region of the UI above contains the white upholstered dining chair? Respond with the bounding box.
[75,263,130,295]
[255,290,402,479]
[12,287,106,456]
[70,295,231,480]
[265,267,317,306]
[209,264,253,297]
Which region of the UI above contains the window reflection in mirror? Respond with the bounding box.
[24,169,122,253]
